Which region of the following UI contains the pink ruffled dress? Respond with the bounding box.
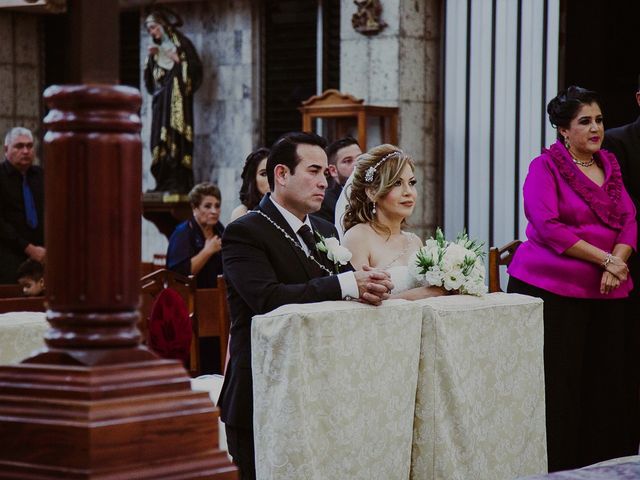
[508,140,637,299]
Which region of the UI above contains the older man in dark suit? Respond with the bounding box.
[0,127,45,283]
[218,131,392,479]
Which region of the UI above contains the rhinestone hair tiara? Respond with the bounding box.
[364,150,403,183]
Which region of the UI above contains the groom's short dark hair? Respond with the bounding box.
[267,131,328,190]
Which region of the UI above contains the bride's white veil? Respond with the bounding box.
[334,170,355,240]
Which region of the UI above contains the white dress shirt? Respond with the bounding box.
[270,197,359,299]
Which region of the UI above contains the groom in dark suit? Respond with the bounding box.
[218,131,393,479]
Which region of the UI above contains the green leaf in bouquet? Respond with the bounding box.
[435,227,447,248]
[415,247,436,271]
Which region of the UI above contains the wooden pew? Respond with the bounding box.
[139,269,197,374]
[140,270,230,377]
[0,296,45,314]
[194,274,230,374]
[140,261,156,278]
[0,285,23,298]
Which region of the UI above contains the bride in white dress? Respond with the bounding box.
[341,144,446,300]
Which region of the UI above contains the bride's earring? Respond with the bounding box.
[564,136,570,150]
[372,202,376,215]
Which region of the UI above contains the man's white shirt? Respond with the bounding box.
[270,197,359,299]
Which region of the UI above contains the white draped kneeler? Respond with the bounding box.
[251,293,546,480]
[190,374,228,452]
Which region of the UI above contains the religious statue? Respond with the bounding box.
[352,0,387,35]
[144,9,203,194]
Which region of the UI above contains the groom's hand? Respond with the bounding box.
[354,265,394,306]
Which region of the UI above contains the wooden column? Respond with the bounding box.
[0,85,236,478]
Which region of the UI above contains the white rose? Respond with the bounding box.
[443,243,468,268]
[324,238,352,265]
[324,237,340,250]
[462,278,487,296]
[424,266,444,287]
[443,268,465,291]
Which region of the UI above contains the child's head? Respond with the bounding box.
[17,259,45,297]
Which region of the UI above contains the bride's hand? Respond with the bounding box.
[390,285,447,301]
[354,265,394,305]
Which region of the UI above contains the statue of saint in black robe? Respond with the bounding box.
[144,12,203,193]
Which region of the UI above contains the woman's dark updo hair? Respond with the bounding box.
[547,86,600,138]
[239,147,270,210]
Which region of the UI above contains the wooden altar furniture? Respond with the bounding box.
[299,89,399,149]
[488,240,522,292]
[0,83,236,480]
[0,296,45,314]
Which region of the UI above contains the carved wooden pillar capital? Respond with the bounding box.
[26,84,151,366]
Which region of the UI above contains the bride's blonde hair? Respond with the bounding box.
[343,144,415,235]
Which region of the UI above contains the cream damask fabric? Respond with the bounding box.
[0,312,48,364]
[252,300,423,480]
[251,293,547,480]
[411,293,547,480]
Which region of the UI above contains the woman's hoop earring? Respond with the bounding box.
[564,136,570,150]
[372,202,376,215]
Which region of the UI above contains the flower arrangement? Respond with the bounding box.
[315,234,353,273]
[409,228,487,296]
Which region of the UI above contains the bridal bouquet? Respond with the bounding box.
[409,228,487,296]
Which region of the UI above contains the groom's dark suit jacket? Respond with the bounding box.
[604,115,640,296]
[218,194,347,428]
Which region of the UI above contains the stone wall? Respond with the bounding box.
[140,0,260,260]
[340,0,441,239]
[0,12,42,158]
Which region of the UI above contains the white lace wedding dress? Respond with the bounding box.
[387,265,421,294]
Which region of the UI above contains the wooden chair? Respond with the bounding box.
[488,240,522,293]
[139,269,199,375]
[194,274,230,374]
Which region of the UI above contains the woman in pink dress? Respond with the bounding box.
[508,86,638,472]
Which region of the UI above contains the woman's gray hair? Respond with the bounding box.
[4,127,33,147]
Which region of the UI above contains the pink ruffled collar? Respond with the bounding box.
[544,140,625,229]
